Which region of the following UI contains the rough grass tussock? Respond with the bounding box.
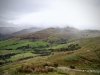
[16,64,54,73]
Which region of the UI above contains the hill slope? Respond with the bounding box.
[0,36,100,75]
[0,27,100,50]
[19,27,100,42]
[11,27,44,36]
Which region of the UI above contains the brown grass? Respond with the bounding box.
[16,63,54,73]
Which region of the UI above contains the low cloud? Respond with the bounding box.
[0,0,100,30]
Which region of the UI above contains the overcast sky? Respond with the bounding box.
[0,0,100,30]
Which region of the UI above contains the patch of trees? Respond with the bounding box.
[53,44,81,52]
[32,49,52,56]
[59,38,67,44]
[16,44,30,50]
[0,60,12,65]
[31,44,81,56]
[47,38,67,45]
[33,44,81,54]
[67,44,81,50]
[0,53,19,65]
[6,48,13,50]
[0,61,5,65]
[11,43,19,45]
[17,56,33,61]
[0,53,18,60]
[31,44,50,50]
[38,45,50,48]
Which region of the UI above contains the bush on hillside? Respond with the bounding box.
[70,65,75,69]
[16,64,54,73]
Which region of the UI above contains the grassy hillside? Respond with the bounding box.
[0,27,100,75]
[0,36,100,75]
[0,38,50,50]
[17,27,100,42]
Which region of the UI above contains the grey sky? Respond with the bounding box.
[0,0,100,30]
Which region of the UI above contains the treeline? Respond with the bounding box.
[16,44,30,50]
[44,38,67,45]
[32,49,52,56]
[0,53,19,65]
[55,44,81,52]
[16,44,50,50]
[0,60,12,65]
[0,53,18,60]
[31,44,81,56]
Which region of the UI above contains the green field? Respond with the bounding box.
[0,38,50,50]
[0,37,100,75]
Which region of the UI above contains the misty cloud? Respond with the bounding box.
[0,0,100,30]
[0,0,48,13]
[0,0,49,20]
[0,19,16,27]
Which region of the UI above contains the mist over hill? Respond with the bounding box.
[10,27,44,36]
[0,27,23,35]
[15,26,100,42]
[0,0,100,74]
[0,26,100,40]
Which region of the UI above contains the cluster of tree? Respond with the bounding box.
[6,48,13,50]
[52,44,81,52]
[0,53,19,65]
[32,44,50,50]
[0,53,18,60]
[0,60,12,65]
[32,49,52,56]
[59,38,67,44]
[15,43,50,51]
[31,44,81,56]
[17,56,33,61]
[0,45,12,50]
[16,44,30,50]
[11,43,19,45]
[47,38,67,45]
[67,44,81,50]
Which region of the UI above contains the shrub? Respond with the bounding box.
[43,63,49,67]
[53,63,58,68]
[70,65,75,69]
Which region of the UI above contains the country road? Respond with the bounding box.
[57,67,100,73]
